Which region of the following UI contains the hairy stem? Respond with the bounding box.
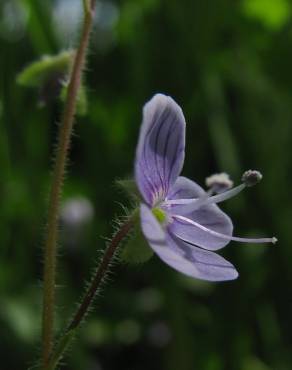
[42,2,96,367]
[47,217,134,370]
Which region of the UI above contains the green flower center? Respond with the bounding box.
[152,207,166,224]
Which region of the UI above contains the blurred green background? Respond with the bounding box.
[0,0,291,369]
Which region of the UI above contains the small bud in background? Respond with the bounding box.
[205,172,233,193]
[17,50,75,88]
[17,50,87,115]
[242,170,263,187]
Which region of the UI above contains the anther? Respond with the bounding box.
[205,173,233,194]
[242,170,263,187]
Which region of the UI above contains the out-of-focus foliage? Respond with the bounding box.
[0,0,291,370]
[242,0,290,30]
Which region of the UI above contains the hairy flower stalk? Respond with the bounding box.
[42,1,97,367]
[135,94,277,281]
[46,217,134,370]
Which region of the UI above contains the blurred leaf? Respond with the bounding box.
[21,0,57,53]
[1,298,39,343]
[115,319,141,344]
[117,0,159,43]
[242,0,291,30]
[203,72,241,177]
[83,319,111,345]
[241,357,271,370]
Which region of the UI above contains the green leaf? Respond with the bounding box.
[2,297,39,343]
[121,218,153,264]
[17,49,75,87]
[242,0,290,30]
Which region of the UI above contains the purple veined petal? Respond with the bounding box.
[140,204,238,281]
[165,176,206,214]
[172,214,276,245]
[168,209,233,251]
[135,94,186,206]
[167,176,205,200]
[166,176,233,250]
[166,234,238,281]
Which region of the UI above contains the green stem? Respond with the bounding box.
[41,2,96,368]
[47,217,134,370]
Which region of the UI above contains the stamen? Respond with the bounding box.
[173,214,277,244]
[242,170,262,187]
[165,169,264,213]
[205,173,233,194]
[204,183,246,205]
[164,191,210,213]
[166,183,246,210]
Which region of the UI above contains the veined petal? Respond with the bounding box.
[167,177,233,250]
[140,204,238,281]
[167,176,205,199]
[135,94,185,206]
[165,176,205,214]
[172,214,276,245]
[166,234,238,281]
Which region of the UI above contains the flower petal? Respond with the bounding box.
[135,94,185,206]
[165,176,205,214]
[167,177,233,250]
[166,234,238,281]
[140,203,166,249]
[140,204,238,281]
[168,176,205,199]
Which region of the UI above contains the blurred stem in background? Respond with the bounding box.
[41,0,96,367]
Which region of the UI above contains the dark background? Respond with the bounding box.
[0,0,291,369]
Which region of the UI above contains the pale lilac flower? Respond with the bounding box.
[135,94,276,282]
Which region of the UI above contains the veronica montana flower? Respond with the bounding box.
[135,94,276,282]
